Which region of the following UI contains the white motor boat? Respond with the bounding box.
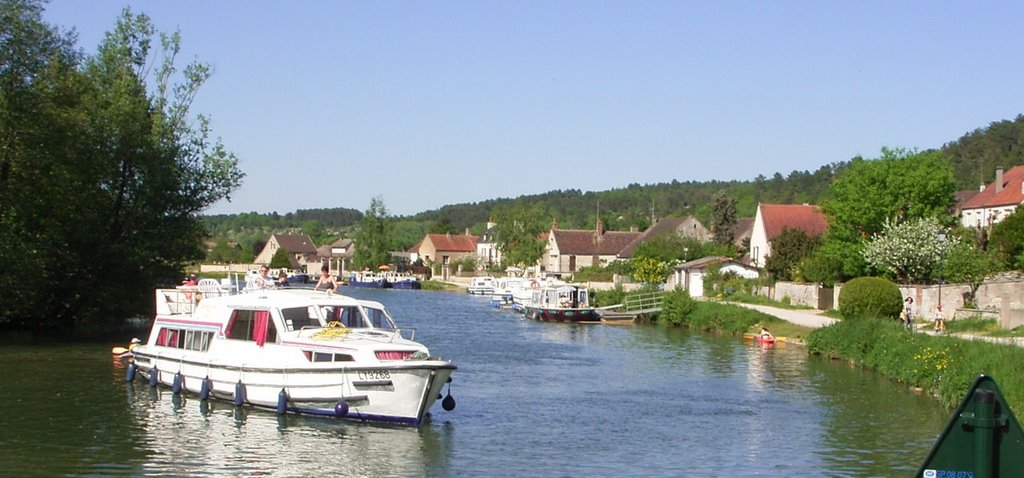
[466,276,496,295]
[128,288,456,425]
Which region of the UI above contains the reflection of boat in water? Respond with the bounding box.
[121,383,452,475]
[128,288,456,425]
[522,284,599,322]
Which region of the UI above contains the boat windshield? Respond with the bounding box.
[281,306,324,331]
[318,305,396,330]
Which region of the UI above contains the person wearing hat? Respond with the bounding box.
[316,265,338,292]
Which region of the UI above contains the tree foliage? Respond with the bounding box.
[863,217,957,284]
[764,228,821,281]
[988,205,1024,271]
[492,202,548,269]
[710,190,737,246]
[631,257,671,285]
[814,148,957,282]
[0,2,243,331]
[353,196,392,269]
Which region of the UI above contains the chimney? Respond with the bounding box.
[551,218,558,230]
[486,217,496,230]
[996,167,1004,193]
[465,228,470,236]
[630,225,638,233]
[595,218,605,237]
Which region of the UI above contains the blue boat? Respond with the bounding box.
[348,271,391,288]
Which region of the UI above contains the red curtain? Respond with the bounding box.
[253,311,270,347]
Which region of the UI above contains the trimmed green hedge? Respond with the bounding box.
[837,276,902,320]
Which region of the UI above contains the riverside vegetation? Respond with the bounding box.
[644,286,1024,411]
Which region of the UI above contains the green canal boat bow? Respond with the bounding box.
[917,375,1024,478]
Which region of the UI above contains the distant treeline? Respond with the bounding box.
[202,115,1024,251]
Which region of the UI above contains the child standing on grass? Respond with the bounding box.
[934,305,945,333]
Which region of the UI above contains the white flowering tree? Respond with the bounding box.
[863,217,957,284]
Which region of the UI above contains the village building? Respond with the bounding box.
[669,256,761,297]
[617,216,708,260]
[960,165,1024,228]
[749,203,828,268]
[543,218,642,277]
[253,234,319,271]
[415,232,479,277]
[476,219,502,270]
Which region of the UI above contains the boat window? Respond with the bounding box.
[225,309,278,345]
[155,328,213,352]
[322,306,364,328]
[283,306,320,331]
[363,307,394,330]
[306,351,356,362]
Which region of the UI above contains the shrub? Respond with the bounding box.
[592,285,626,308]
[837,276,902,320]
[659,288,697,325]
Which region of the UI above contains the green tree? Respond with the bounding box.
[988,205,1024,270]
[354,196,392,269]
[631,256,671,285]
[764,228,821,281]
[270,247,291,270]
[862,217,956,284]
[493,202,548,269]
[0,3,242,331]
[940,229,1000,307]
[711,190,737,246]
[429,214,457,234]
[815,148,956,281]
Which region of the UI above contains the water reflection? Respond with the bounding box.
[124,381,450,477]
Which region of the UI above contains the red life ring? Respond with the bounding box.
[530,280,539,289]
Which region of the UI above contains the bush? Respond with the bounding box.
[837,276,902,320]
[592,285,625,308]
[659,288,697,325]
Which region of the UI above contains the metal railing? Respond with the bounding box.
[623,290,666,313]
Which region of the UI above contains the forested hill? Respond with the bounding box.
[203,115,1024,237]
[942,114,1024,190]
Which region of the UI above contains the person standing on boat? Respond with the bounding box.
[316,265,338,291]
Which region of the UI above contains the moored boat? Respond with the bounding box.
[348,271,392,288]
[522,284,599,322]
[466,276,496,295]
[127,287,456,425]
[386,272,422,290]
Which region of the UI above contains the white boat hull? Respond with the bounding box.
[133,351,454,425]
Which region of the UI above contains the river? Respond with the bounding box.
[0,289,950,477]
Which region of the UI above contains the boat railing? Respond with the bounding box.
[156,288,198,315]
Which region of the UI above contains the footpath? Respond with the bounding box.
[733,302,1024,348]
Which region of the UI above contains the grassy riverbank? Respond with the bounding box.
[807,318,1024,410]
[657,298,1024,412]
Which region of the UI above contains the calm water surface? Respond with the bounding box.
[0,289,950,477]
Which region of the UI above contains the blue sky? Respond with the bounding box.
[43,1,1024,217]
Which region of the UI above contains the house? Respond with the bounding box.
[749,203,828,268]
[476,219,503,269]
[416,232,479,274]
[669,256,760,297]
[543,218,642,276]
[617,216,708,259]
[315,238,354,276]
[959,165,1024,228]
[254,234,319,271]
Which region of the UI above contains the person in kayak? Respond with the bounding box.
[759,327,775,341]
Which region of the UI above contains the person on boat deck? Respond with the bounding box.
[276,271,290,288]
[182,273,198,287]
[254,265,275,289]
[316,265,338,291]
[759,327,774,340]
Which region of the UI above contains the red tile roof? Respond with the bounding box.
[961,165,1024,209]
[273,234,318,254]
[759,204,828,239]
[426,233,478,253]
[552,229,642,255]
